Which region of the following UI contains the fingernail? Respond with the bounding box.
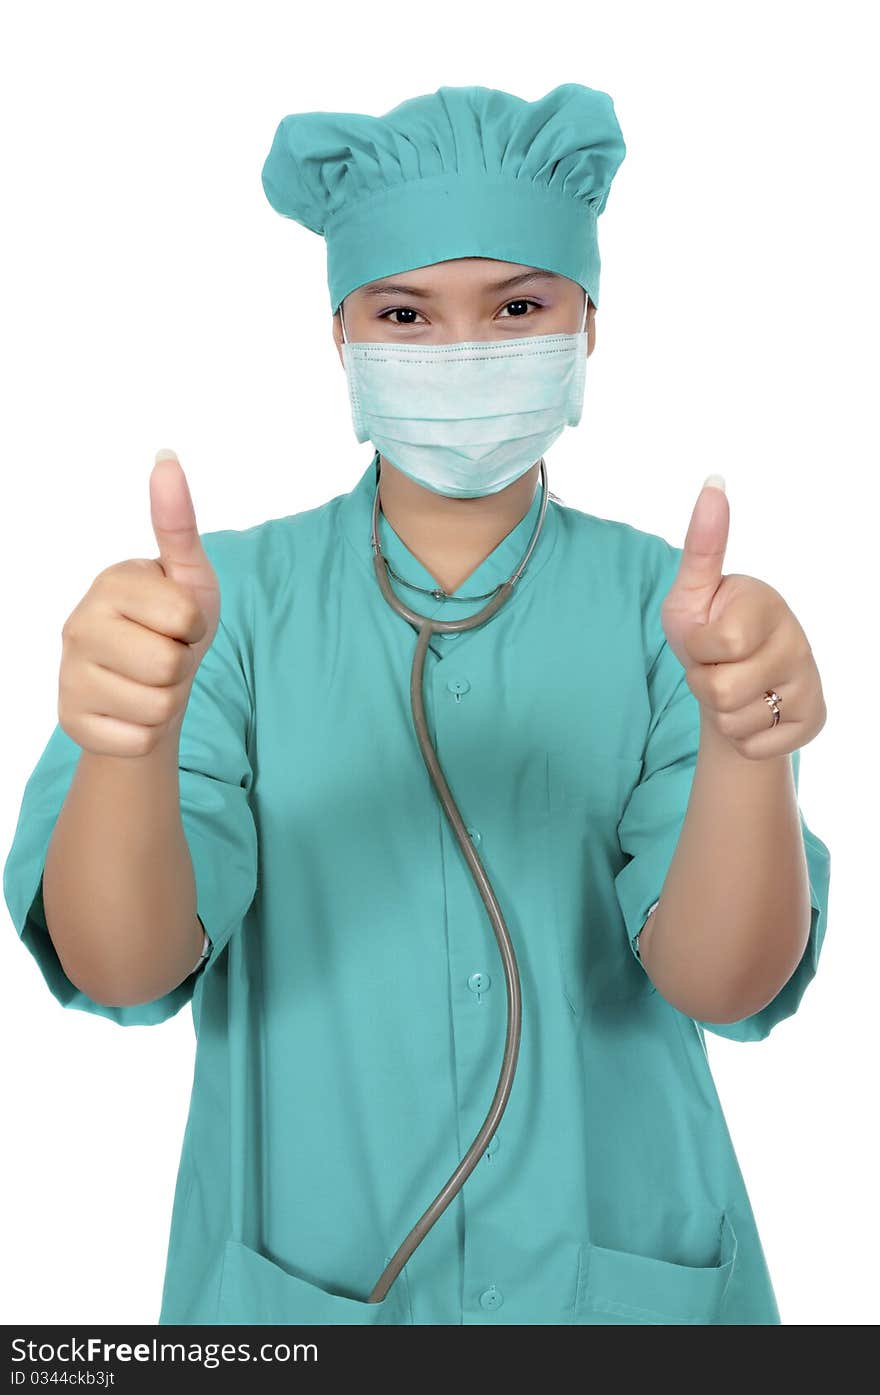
[155,448,179,464]
[703,472,726,492]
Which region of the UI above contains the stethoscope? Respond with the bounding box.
[365,449,551,1303]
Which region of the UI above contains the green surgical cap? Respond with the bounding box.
[261,82,626,315]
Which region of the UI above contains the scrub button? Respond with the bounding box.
[480,1285,503,1310]
[467,971,491,995]
[446,677,470,696]
[467,827,481,845]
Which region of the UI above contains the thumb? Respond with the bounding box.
[667,475,730,615]
[660,474,729,671]
[150,449,215,590]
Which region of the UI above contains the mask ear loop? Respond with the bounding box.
[340,300,348,345]
[580,289,589,335]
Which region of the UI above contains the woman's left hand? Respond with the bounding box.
[659,478,827,760]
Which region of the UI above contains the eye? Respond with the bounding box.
[377,307,426,325]
[497,298,543,318]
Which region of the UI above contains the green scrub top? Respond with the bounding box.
[3,451,831,1326]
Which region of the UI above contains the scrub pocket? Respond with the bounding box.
[216,1238,414,1325]
[574,1210,737,1325]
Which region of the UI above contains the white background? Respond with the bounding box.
[1,0,875,1328]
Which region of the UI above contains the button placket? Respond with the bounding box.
[431,656,510,1320]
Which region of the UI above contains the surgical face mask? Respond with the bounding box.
[339,292,589,498]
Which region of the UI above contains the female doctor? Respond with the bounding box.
[3,81,830,1325]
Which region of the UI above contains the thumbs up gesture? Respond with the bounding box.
[660,476,826,760]
[58,450,221,758]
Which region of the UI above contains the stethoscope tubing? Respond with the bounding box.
[365,458,549,1303]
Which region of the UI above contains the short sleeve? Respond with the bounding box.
[2,531,258,1027]
[614,551,831,1044]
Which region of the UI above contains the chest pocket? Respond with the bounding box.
[545,742,648,1015]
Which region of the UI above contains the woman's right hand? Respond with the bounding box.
[58,452,221,757]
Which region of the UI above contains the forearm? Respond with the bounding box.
[638,706,812,1023]
[42,720,204,1007]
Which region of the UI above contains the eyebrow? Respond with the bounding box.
[360,270,563,299]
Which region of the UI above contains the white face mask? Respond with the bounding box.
[339,292,589,498]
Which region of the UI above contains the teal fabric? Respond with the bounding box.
[3,452,831,1325]
[261,82,626,315]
